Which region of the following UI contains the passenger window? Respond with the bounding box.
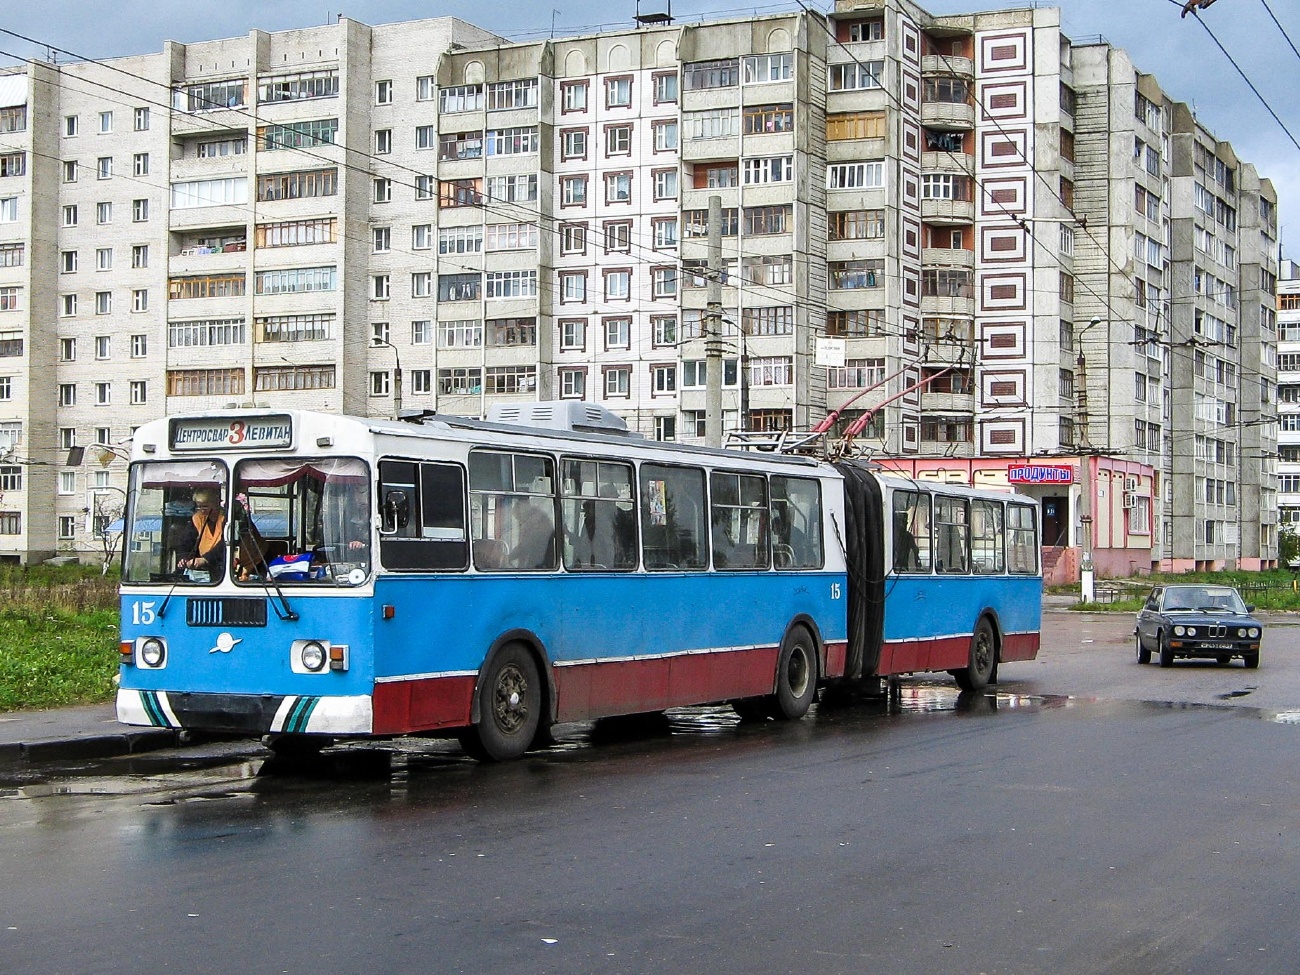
[934,496,969,573]
[561,459,637,570]
[378,460,468,571]
[771,476,822,568]
[640,464,707,570]
[892,490,931,572]
[469,451,557,571]
[711,471,769,569]
[970,500,1005,574]
[1007,504,1038,574]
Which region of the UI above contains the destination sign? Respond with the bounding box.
[1007,464,1074,484]
[170,415,294,451]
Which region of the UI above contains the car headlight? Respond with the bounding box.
[300,640,326,672]
[1249,627,1260,638]
[1174,626,1185,637]
[140,637,165,668]
[1237,628,1247,638]
[1185,627,1196,637]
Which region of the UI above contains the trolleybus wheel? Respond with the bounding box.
[731,697,770,722]
[771,625,818,721]
[954,618,997,692]
[460,643,542,762]
[1136,631,1151,665]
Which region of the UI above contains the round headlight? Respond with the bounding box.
[1173,626,1185,637]
[1250,627,1260,638]
[300,641,326,672]
[1237,628,1247,638]
[140,638,165,667]
[1185,627,1197,637]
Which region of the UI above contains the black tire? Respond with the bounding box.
[954,618,997,692]
[1136,631,1151,665]
[1244,653,1260,670]
[1158,632,1174,668]
[770,626,818,720]
[459,643,542,762]
[1216,655,1231,666]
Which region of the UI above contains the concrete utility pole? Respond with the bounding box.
[1077,316,1101,603]
[704,194,724,447]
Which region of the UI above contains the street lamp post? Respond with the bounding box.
[372,338,403,419]
[1077,316,1103,604]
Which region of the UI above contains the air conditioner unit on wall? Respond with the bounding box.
[1123,491,1143,509]
[1124,476,1139,492]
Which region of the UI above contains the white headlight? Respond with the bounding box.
[140,638,165,667]
[1174,626,1185,637]
[1250,628,1260,638]
[1237,628,1247,638]
[1185,627,1196,637]
[300,641,326,672]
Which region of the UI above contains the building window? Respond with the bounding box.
[653,72,678,104]
[561,176,588,207]
[604,270,632,301]
[742,53,792,84]
[375,129,392,154]
[651,315,676,347]
[651,365,677,395]
[438,274,481,302]
[559,369,586,399]
[95,335,111,359]
[373,227,391,253]
[828,162,884,190]
[604,367,631,398]
[439,84,483,113]
[132,199,149,222]
[559,319,586,350]
[96,202,112,224]
[652,169,678,201]
[652,120,678,152]
[375,80,393,104]
[131,335,148,358]
[560,222,587,255]
[437,367,482,395]
[410,370,432,395]
[606,76,632,108]
[372,275,390,300]
[652,267,677,299]
[95,382,111,405]
[560,272,587,303]
[605,124,633,156]
[829,61,883,92]
[485,365,538,395]
[59,383,77,406]
[750,357,794,386]
[561,81,588,113]
[133,152,149,176]
[605,173,632,204]
[561,128,588,160]
[742,103,794,134]
[487,79,539,111]
[370,371,391,397]
[167,369,245,397]
[99,111,112,133]
[59,516,77,540]
[604,316,631,349]
[373,178,392,203]
[653,217,677,250]
[437,321,483,349]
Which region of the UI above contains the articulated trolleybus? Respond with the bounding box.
[117,404,1041,760]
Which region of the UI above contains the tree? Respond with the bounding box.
[92,492,125,576]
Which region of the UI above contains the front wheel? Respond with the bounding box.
[459,643,542,762]
[1158,632,1174,668]
[954,618,997,691]
[770,626,818,720]
[1244,653,1260,670]
[1136,631,1151,665]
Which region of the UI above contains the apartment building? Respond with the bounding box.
[0,0,1278,567]
[1278,260,1300,537]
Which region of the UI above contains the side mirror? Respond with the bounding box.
[1246,605,1256,614]
[380,490,410,535]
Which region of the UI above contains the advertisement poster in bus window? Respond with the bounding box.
[647,480,667,526]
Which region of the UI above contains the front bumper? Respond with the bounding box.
[116,688,373,735]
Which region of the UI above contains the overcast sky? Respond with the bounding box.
[1,0,1296,254]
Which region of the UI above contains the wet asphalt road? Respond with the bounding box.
[3,610,1300,975]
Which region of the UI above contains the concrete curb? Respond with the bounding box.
[0,727,182,767]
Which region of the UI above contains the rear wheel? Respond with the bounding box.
[1136,631,1151,665]
[459,643,542,762]
[770,626,818,721]
[954,618,997,691]
[1158,632,1174,668]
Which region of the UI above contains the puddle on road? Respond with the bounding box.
[6,685,1300,800]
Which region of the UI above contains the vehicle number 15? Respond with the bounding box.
[131,601,157,625]
[830,583,842,600]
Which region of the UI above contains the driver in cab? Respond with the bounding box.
[175,486,225,578]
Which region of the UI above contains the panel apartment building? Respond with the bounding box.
[0,0,1278,567]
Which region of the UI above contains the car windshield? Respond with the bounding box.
[1161,586,1247,614]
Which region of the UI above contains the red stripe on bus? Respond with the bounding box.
[823,641,848,679]
[877,635,972,675]
[372,675,475,734]
[553,646,781,723]
[1000,631,1040,662]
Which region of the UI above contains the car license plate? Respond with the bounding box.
[1201,642,1232,650]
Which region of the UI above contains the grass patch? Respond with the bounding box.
[0,565,121,710]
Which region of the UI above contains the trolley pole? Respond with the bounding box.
[704,195,724,448]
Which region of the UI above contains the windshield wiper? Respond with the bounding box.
[235,519,298,622]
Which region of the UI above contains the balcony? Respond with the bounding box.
[920,198,974,225]
[920,294,975,317]
[921,151,974,175]
[921,247,974,268]
[921,101,975,130]
[920,391,976,414]
[922,55,974,78]
[169,204,250,232]
[682,136,741,163]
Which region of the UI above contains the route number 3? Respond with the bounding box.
[131,601,157,625]
[830,583,842,600]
